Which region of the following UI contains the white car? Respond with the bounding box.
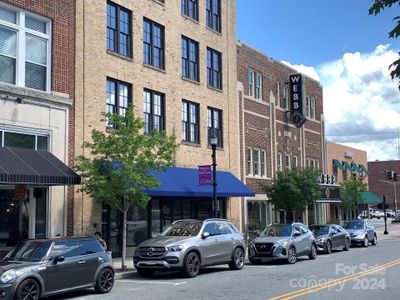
[370,210,384,219]
[385,210,395,218]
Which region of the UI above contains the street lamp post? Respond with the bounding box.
[210,133,218,218]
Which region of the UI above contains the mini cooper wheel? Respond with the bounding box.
[229,247,245,270]
[15,278,40,300]
[182,252,200,278]
[326,240,332,254]
[287,247,297,264]
[363,236,369,247]
[95,268,114,294]
[372,235,377,246]
[309,244,317,260]
[344,238,350,251]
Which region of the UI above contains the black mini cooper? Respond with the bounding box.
[0,237,114,300]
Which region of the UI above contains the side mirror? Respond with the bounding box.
[201,232,210,239]
[293,232,301,238]
[54,255,65,264]
[329,232,336,237]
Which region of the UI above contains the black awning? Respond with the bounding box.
[0,147,81,185]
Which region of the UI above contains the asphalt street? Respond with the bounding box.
[51,220,400,300]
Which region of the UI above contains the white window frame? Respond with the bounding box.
[0,3,52,92]
[310,96,316,119]
[247,147,253,176]
[305,95,311,118]
[255,73,262,100]
[248,69,254,97]
[283,85,289,109]
[285,154,291,170]
[292,155,298,168]
[261,150,266,177]
[277,153,282,172]
[275,82,280,107]
[253,148,260,176]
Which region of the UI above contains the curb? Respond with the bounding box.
[115,269,137,280]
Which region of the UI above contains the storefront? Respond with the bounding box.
[0,147,80,256]
[101,166,254,256]
[313,183,341,224]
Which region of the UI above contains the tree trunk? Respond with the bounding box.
[122,209,127,269]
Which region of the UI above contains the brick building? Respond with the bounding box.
[368,160,400,211]
[326,142,368,220]
[75,0,253,255]
[0,0,78,250]
[237,42,326,229]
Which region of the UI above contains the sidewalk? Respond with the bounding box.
[376,222,400,240]
[112,256,137,279]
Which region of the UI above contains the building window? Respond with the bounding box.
[144,89,165,134]
[292,156,298,168]
[285,154,291,170]
[253,149,260,176]
[275,82,281,107]
[248,70,254,97]
[181,0,198,21]
[247,148,252,176]
[143,18,164,69]
[1,129,49,151]
[207,47,222,89]
[283,85,289,109]
[107,1,132,57]
[207,107,223,148]
[206,0,221,32]
[0,5,51,91]
[277,153,282,172]
[181,36,199,81]
[255,73,262,100]
[106,78,131,127]
[306,95,316,119]
[261,150,266,177]
[182,100,199,143]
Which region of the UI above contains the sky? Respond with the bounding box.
[237,0,400,162]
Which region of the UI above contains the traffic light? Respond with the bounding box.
[394,173,398,182]
[387,170,393,181]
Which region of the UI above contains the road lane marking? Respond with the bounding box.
[119,279,187,286]
[269,257,400,300]
[246,265,276,268]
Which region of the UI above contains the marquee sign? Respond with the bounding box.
[289,73,306,128]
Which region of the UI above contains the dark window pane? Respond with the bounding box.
[50,241,80,259]
[0,55,15,84]
[4,132,35,149]
[79,239,104,255]
[25,62,46,91]
[106,2,131,57]
[25,15,46,33]
[143,19,164,69]
[37,136,48,151]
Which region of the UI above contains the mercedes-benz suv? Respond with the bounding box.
[0,237,114,300]
[248,223,317,264]
[133,219,245,278]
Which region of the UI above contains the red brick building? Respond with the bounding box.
[368,160,400,211]
[0,0,77,247]
[237,42,326,229]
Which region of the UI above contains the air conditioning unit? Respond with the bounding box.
[344,151,353,158]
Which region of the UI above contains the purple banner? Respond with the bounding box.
[199,165,212,186]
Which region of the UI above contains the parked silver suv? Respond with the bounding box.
[133,219,245,278]
[248,223,317,264]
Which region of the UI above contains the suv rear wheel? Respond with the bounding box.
[182,252,200,278]
[95,268,114,293]
[15,278,40,300]
[228,247,244,270]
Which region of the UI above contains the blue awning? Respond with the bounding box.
[145,166,255,197]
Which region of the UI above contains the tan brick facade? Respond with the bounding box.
[74,0,239,235]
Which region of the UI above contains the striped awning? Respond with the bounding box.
[0,147,81,185]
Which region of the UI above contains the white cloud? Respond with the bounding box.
[281,45,400,161]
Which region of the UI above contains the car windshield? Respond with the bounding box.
[4,240,52,262]
[261,225,292,237]
[341,221,364,230]
[309,225,329,236]
[161,222,202,237]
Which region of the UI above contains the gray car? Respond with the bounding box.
[133,219,246,278]
[309,224,351,254]
[248,223,317,264]
[341,219,377,247]
[0,237,114,300]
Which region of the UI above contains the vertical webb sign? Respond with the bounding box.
[289,73,306,128]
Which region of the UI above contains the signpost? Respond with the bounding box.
[289,73,306,128]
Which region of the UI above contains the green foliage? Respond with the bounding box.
[75,107,178,213]
[339,177,368,212]
[248,218,263,231]
[261,167,320,220]
[369,0,400,90]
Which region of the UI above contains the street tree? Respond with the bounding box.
[339,177,368,219]
[369,0,400,89]
[75,107,178,269]
[262,167,321,223]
